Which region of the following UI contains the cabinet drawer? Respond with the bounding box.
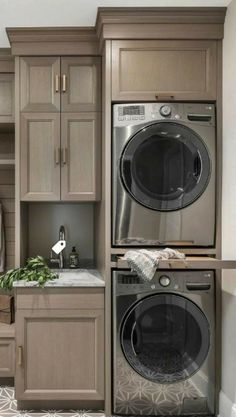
[16,288,104,310]
[112,40,217,101]
[0,338,15,377]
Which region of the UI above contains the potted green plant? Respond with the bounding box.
[0,256,58,290]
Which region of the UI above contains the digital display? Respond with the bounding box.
[119,105,145,116]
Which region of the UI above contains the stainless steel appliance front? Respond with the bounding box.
[112,270,215,416]
[112,102,216,246]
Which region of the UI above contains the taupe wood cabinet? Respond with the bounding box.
[0,74,14,123]
[19,56,101,201]
[0,324,15,377]
[20,56,101,112]
[21,113,61,201]
[15,288,105,402]
[61,113,101,200]
[112,40,217,101]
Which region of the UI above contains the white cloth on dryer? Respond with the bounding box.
[123,248,185,281]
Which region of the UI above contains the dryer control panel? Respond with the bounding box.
[113,102,215,127]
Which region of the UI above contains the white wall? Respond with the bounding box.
[220,0,236,415]
[0,0,230,47]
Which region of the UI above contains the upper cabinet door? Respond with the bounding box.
[61,112,101,201]
[0,74,14,123]
[20,57,60,112]
[61,57,101,112]
[112,40,217,101]
[20,113,61,201]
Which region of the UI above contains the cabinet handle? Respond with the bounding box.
[62,148,68,165]
[62,74,67,92]
[18,346,23,367]
[55,148,60,165]
[55,74,60,92]
[155,94,174,100]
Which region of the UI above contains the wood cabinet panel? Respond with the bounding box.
[15,309,104,401]
[20,57,60,112]
[61,57,101,112]
[0,74,14,123]
[16,287,104,310]
[112,40,217,101]
[20,113,60,201]
[0,338,15,377]
[61,112,101,201]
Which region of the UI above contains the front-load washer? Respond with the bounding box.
[112,102,216,247]
[113,270,215,416]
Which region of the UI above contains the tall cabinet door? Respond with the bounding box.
[61,57,101,112]
[20,57,60,112]
[61,113,101,201]
[20,113,61,201]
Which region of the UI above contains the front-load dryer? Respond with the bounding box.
[112,102,215,247]
[113,270,215,416]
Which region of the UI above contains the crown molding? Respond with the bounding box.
[6,27,99,56]
[96,7,227,49]
[0,48,14,72]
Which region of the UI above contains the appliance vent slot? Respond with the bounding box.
[187,114,212,122]
[118,275,140,284]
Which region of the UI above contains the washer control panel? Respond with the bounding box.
[115,270,214,295]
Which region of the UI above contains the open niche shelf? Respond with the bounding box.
[0,128,15,271]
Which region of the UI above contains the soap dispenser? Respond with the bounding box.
[69,246,79,269]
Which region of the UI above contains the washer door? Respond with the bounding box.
[120,122,211,211]
[120,293,210,383]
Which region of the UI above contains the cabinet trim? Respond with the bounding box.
[96,7,226,49]
[6,27,99,56]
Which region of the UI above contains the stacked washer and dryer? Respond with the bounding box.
[112,103,216,416]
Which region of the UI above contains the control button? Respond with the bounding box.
[159,275,171,287]
[118,116,124,121]
[160,105,172,117]
[140,116,145,120]
[151,284,156,289]
[125,116,131,121]
[174,114,181,120]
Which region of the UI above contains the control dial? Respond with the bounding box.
[159,275,171,287]
[160,105,172,117]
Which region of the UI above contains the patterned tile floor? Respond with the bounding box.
[0,387,105,417]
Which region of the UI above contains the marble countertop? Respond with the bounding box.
[13,269,105,288]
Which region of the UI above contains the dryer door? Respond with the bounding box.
[120,293,210,383]
[120,122,211,211]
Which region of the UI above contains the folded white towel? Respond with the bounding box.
[124,248,185,281]
[0,204,5,273]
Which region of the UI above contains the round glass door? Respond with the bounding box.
[120,122,211,211]
[120,293,210,383]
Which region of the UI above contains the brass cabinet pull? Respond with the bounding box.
[55,74,60,92]
[155,94,174,100]
[18,346,23,367]
[55,148,60,165]
[62,74,67,92]
[62,148,68,165]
